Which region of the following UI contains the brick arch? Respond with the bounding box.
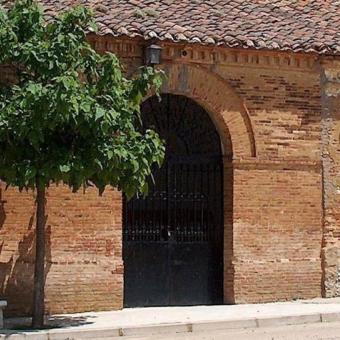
[160,63,256,158]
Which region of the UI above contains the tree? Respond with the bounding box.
[0,0,165,328]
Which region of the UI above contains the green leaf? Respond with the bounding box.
[59,165,70,173]
[95,106,105,121]
[107,150,113,159]
[131,159,139,173]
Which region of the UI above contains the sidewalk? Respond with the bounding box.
[2,298,340,339]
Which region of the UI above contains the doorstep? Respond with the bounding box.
[2,298,340,339]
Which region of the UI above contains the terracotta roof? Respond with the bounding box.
[14,1,340,55]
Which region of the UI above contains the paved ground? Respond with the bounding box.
[125,322,340,340]
[5,298,340,330]
[2,298,340,339]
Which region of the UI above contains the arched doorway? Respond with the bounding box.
[123,94,224,307]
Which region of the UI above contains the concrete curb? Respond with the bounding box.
[1,312,340,339]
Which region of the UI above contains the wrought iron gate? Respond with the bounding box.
[123,94,223,307]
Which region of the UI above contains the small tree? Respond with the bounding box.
[0,0,164,328]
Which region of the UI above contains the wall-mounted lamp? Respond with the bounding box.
[145,44,162,66]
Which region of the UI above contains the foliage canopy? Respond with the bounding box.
[0,0,165,198]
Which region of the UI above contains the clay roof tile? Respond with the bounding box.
[17,0,340,55]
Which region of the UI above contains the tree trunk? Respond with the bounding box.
[32,185,46,329]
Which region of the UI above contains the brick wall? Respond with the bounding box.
[216,63,321,162]
[232,163,322,302]
[0,184,123,316]
[214,57,323,302]
[153,42,323,303]
[1,37,338,315]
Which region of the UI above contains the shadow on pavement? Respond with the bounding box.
[3,314,96,331]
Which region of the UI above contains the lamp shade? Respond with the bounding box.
[145,44,162,65]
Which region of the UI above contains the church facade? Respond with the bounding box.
[0,0,339,316]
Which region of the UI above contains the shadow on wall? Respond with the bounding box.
[0,188,52,317]
[0,188,5,228]
[224,162,235,304]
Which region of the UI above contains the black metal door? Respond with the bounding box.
[123,94,223,307]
